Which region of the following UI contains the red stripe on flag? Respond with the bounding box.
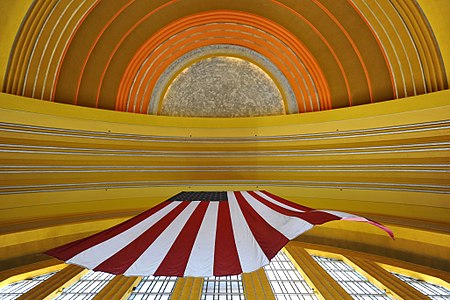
[249,191,339,225]
[214,201,242,276]
[261,191,312,211]
[154,202,209,276]
[93,201,190,274]
[235,192,289,260]
[46,201,172,261]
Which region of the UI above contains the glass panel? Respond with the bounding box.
[263,250,318,299]
[54,270,114,300]
[392,272,450,299]
[0,272,56,300]
[201,275,244,300]
[312,256,392,300]
[127,276,177,300]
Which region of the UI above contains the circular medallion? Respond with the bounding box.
[161,56,285,117]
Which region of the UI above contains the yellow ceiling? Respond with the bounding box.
[0,0,449,275]
[1,0,448,113]
[416,0,450,81]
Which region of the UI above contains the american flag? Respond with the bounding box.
[46,191,393,277]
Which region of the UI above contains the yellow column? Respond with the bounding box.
[345,256,429,299]
[170,277,204,300]
[17,265,87,300]
[242,268,275,300]
[284,244,352,300]
[0,258,65,288]
[93,275,141,300]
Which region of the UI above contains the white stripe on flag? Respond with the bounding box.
[67,201,181,269]
[184,202,219,276]
[241,191,313,239]
[227,191,269,273]
[254,191,305,213]
[124,201,200,276]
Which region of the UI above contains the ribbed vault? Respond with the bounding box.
[2,0,448,115]
[0,0,449,283]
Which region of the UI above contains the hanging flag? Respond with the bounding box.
[46,191,393,277]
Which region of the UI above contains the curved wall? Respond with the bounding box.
[0,91,449,272]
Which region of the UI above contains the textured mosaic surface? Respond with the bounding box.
[161,57,285,117]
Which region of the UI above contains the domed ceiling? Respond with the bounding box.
[1,0,450,274]
[2,0,447,117]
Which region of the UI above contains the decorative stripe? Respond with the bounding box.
[5,0,447,110]
[95,0,179,108]
[73,0,138,105]
[2,165,448,173]
[117,10,329,114]
[0,120,447,143]
[1,141,447,156]
[22,0,63,97]
[146,44,299,114]
[50,0,101,101]
[271,0,353,105]
[6,180,450,195]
